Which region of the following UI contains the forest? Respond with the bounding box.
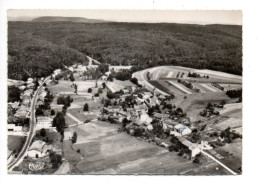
[8,21,242,80]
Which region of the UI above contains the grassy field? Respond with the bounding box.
[62,121,228,175]
[148,80,172,95]
[8,135,25,152]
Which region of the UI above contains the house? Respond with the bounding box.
[36,116,53,130]
[177,137,200,158]
[109,65,132,72]
[27,83,35,89]
[22,98,31,107]
[19,85,26,91]
[8,101,20,109]
[101,75,108,81]
[64,131,73,140]
[139,112,152,124]
[144,122,154,131]
[104,106,121,113]
[53,69,61,76]
[172,124,192,136]
[7,124,23,134]
[27,140,52,158]
[15,105,30,118]
[163,119,178,130]
[153,112,169,120]
[27,78,34,84]
[134,104,148,113]
[142,92,153,99]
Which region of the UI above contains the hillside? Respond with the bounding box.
[8,22,242,80]
[32,16,105,23]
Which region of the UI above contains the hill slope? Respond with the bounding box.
[32,16,105,23]
[8,22,242,80]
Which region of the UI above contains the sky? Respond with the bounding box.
[8,10,242,25]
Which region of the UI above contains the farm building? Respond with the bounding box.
[27,140,53,158]
[109,65,132,72]
[163,119,178,130]
[153,112,169,120]
[172,124,192,136]
[7,124,23,135]
[36,116,53,130]
[177,137,201,159]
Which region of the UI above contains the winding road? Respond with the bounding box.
[8,76,51,172]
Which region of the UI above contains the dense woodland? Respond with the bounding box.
[8,21,242,80]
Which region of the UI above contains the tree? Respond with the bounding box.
[102,82,106,89]
[35,108,44,116]
[94,93,99,97]
[130,77,139,85]
[72,132,77,144]
[88,88,92,93]
[83,103,89,111]
[50,109,55,116]
[8,85,21,102]
[122,117,129,127]
[40,128,46,137]
[69,73,75,82]
[98,88,103,94]
[52,112,66,133]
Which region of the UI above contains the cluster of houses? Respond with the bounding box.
[7,78,38,135]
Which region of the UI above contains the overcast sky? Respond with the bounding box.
[8,10,242,25]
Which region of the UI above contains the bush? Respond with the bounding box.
[50,109,55,116]
[83,103,89,111]
[88,88,92,93]
[94,93,99,97]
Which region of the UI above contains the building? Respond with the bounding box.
[172,124,192,136]
[162,119,178,130]
[101,75,108,81]
[64,131,73,140]
[27,140,50,158]
[36,116,53,130]
[109,65,132,72]
[153,112,169,120]
[15,105,30,118]
[7,124,23,134]
[134,104,148,113]
[177,137,200,158]
[27,78,34,84]
[53,69,61,76]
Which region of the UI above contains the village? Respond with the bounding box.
[7,61,242,174]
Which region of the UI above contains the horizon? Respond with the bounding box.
[7,10,242,25]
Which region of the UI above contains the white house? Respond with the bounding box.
[36,116,53,130]
[64,131,73,141]
[7,124,23,134]
[109,65,132,72]
[27,140,48,158]
[27,78,34,84]
[53,69,61,76]
[173,124,192,136]
[177,137,201,158]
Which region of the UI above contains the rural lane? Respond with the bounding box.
[8,76,51,172]
[201,150,237,175]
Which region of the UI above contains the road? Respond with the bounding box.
[201,150,237,175]
[8,76,51,172]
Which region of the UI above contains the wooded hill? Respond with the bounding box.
[8,21,242,80]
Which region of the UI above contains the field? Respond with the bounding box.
[62,121,229,175]
[134,66,242,98]
[219,103,242,118]
[8,135,25,152]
